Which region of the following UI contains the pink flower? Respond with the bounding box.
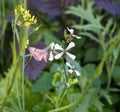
[29,47,48,62]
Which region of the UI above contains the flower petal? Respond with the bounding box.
[67,27,74,35]
[66,42,75,51]
[66,62,72,68]
[75,70,81,76]
[48,51,54,61]
[68,69,73,73]
[54,52,64,59]
[73,34,82,39]
[54,44,64,51]
[66,52,76,60]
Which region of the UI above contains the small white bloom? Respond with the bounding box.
[48,42,55,61]
[67,27,74,35]
[54,42,76,60]
[66,62,80,76]
[67,27,81,39]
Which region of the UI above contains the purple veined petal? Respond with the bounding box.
[68,69,73,73]
[67,27,74,35]
[73,34,82,39]
[48,51,54,61]
[66,62,72,68]
[54,52,64,59]
[66,52,76,60]
[54,44,64,51]
[66,42,75,51]
[75,70,81,76]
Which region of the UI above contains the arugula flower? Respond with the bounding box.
[54,42,76,60]
[67,27,81,39]
[66,62,80,76]
[48,42,76,61]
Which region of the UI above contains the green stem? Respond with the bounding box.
[62,57,68,84]
[21,53,25,111]
[58,88,69,107]
[107,58,116,89]
[16,80,22,110]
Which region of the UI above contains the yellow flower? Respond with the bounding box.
[23,10,31,20]
[17,21,22,26]
[29,15,37,24]
[15,5,37,28]
[18,5,24,13]
[24,21,31,28]
[72,79,78,84]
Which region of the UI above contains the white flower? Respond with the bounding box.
[48,42,55,61]
[67,27,81,39]
[66,62,80,76]
[54,42,76,60]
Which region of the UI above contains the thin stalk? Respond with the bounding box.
[23,0,27,9]
[58,88,69,107]
[107,58,116,89]
[62,57,68,84]
[16,80,22,111]
[21,52,25,111]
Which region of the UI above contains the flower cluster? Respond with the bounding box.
[15,5,37,28]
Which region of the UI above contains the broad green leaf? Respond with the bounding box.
[84,47,98,63]
[31,72,53,92]
[83,64,96,80]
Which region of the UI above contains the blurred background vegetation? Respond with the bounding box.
[0,0,120,112]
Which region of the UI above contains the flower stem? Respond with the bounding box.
[21,52,25,111]
[62,57,68,84]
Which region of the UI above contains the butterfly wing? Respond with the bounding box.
[29,47,42,61]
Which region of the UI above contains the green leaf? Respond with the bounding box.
[113,66,120,85]
[73,24,101,33]
[31,72,53,92]
[44,33,61,46]
[80,32,100,43]
[92,97,104,112]
[83,64,96,80]
[100,90,112,105]
[84,48,98,63]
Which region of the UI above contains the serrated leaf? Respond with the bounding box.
[93,97,104,112]
[73,24,101,33]
[80,32,100,43]
[100,90,112,105]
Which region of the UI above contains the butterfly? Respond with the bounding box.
[29,47,48,62]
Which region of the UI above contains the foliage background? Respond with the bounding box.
[0,0,120,112]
